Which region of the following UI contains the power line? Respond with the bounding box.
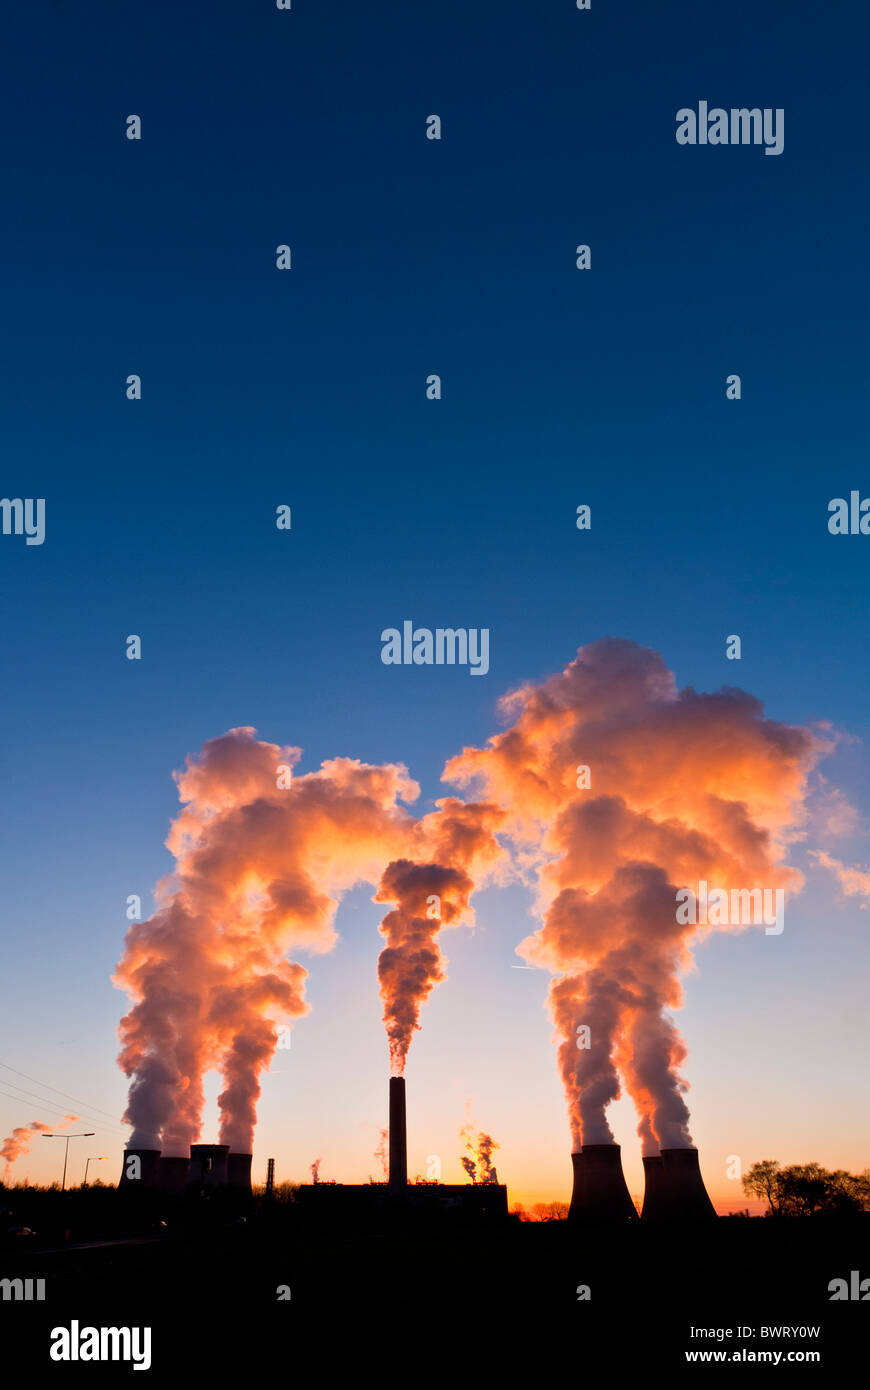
[0,1074,126,1130]
[0,1059,126,1127]
[0,1087,122,1132]
[0,1081,127,1139]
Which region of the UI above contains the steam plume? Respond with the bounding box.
[115,727,420,1154]
[460,1121,500,1183]
[476,1133,499,1183]
[1,1114,79,1180]
[374,1128,388,1181]
[446,638,826,1153]
[374,799,505,1075]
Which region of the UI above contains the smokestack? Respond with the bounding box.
[227,1153,253,1194]
[389,1077,407,1191]
[118,1147,161,1189]
[657,1146,717,1219]
[640,1154,667,1220]
[187,1143,230,1191]
[568,1144,637,1222]
[158,1155,190,1193]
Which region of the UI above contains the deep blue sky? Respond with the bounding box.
[1,0,868,1196]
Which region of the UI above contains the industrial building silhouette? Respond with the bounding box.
[118,1074,717,1221]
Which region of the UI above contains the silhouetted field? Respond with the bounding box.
[2,1188,866,1373]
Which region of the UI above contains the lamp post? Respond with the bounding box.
[83,1156,108,1187]
[42,1133,95,1191]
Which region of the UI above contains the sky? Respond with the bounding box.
[0,0,868,1211]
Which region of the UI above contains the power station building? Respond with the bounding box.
[117,1078,716,1221]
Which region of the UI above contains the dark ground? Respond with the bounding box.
[1,1193,867,1374]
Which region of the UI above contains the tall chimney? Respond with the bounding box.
[118,1147,161,1190]
[227,1153,253,1194]
[657,1146,717,1219]
[568,1144,637,1222]
[389,1076,407,1190]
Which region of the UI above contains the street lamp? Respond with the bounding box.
[83,1156,108,1187]
[42,1133,95,1191]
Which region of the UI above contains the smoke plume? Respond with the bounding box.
[374,799,505,1075]
[374,1127,388,1181]
[115,727,420,1154]
[1,1114,79,1180]
[476,1133,500,1183]
[460,1122,500,1183]
[446,638,826,1153]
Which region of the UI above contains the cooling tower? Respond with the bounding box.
[389,1076,407,1190]
[187,1143,230,1190]
[568,1144,638,1222]
[640,1154,668,1220]
[227,1153,253,1193]
[657,1146,717,1219]
[118,1147,161,1189]
[159,1155,190,1192]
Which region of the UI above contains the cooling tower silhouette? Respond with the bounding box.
[158,1155,190,1192]
[187,1143,230,1190]
[641,1147,717,1219]
[227,1152,253,1193]
[118,1147,161,1189]
[661,1146,717,1218]
[568,1143,638,1221]
[640,1154,667,1219]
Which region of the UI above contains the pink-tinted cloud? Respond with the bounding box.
[446,638,826,1152]
[810,850,870,906]
[1,1114,79,1180]
[115,728,420,1154]
[375,798,506,1075]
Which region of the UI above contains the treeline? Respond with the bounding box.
[512,1201,570,1222]
[742,1160,870,1216]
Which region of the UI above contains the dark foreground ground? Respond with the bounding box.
[2,1199,867,1374]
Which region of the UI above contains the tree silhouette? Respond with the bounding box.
[743,1159,870,1216]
